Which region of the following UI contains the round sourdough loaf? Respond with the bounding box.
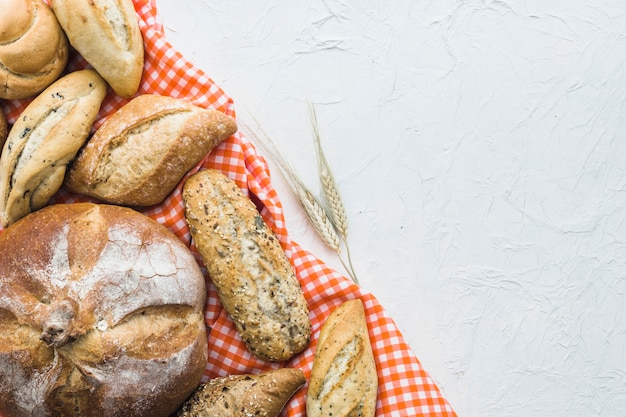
[0,203,208,417]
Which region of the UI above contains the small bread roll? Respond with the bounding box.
[0,69,107,227]
[182,169,311,362]
[50,0,144,98]
[0,0,69,100]
[65,94,237,207]
[175,368,306,417]
[307,299,378,417]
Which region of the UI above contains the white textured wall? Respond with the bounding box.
[156,1,626,415]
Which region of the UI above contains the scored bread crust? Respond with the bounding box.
[0,69,107,228]
[307,299,378,417]
[0,0,69,100]
[182,169,311,362]
[175,368,306,417]
[0,203,208,417]
[50,0,144,98]
[65,94,238,207]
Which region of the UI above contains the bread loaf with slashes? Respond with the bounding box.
[0,203,209,417]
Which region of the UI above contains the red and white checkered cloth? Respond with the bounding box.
[0,1,457,415]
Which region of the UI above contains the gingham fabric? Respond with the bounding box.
[0,1,457,416]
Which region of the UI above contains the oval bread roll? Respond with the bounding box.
[0,69,107,227]
[307,299,378,417]
[182,169,311,362]
[50,0,144,98]
[0,0,69,100]
[65,94,238,207]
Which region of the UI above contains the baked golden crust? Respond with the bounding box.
[0,203,208,417]
[65,94,237,207]
[50,0,144,98]
[0,0,69,100]
[307,299,378,417]
[182,169,311,362]
[0,107,7,150]
[175,368,306,417]
[0,69,107,228]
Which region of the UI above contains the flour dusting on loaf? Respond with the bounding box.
[0,203,209,417]
[41,223,71,289]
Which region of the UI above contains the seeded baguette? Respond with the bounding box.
[0,69,107,227]
[307,299,378,417]
[182,169,311,362]
[175,368,305,417]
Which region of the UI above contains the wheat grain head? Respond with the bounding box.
[308,102,349,241]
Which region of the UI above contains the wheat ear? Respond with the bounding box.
[309,103,348,239]
[294,187,341,252]
[308,103,359,283]
[236,113,342,252]
[237,109,358,283]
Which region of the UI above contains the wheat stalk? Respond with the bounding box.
[237,108,358,283]
[295,187,341,252]
[236,113,340,249]
[247,122,342,252]
[308,102,359,283]
[309,103,349,239]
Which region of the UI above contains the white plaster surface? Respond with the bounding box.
[156,1,626,415]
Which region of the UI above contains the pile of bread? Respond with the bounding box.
[0,1,378,416]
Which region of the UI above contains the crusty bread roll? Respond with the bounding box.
[50,0,144,98]
[175,368,306,417]
[0,69,107,228]
[307,299,378,417]
[65,94,237,207]
[0,0,69,100]
[0,203,209,417]
[182,169,311,362]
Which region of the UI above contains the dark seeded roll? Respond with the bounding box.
[176,368,305,417]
